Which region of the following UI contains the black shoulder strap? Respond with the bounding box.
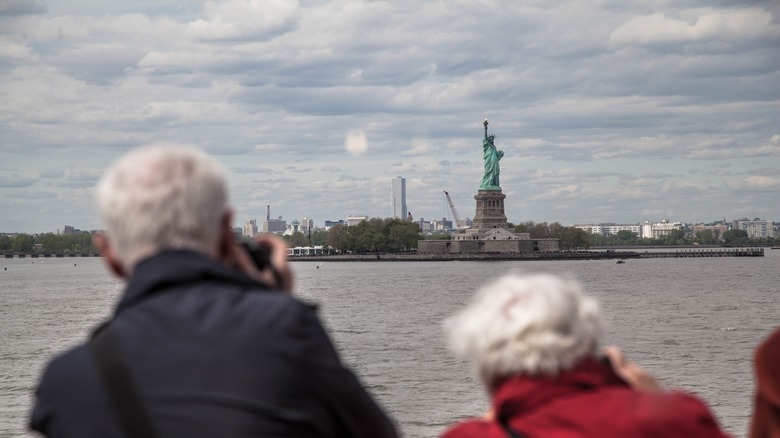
[90,324,159,438]
[499,416,527,438]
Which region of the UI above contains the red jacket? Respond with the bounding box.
[751,327,780,438]
[441,358,731,438]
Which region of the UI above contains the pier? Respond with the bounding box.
[2,248,764,261]
[289,247,765,262]
[3,253,100,258]
[639,248,764,258]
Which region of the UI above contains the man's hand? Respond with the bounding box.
[603,346,660,392]
[223,235,293,293]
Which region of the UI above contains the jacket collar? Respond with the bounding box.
[114,249,266,315]
[493,358,629,420]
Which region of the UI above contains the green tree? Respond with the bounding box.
[309,230,328,246]
[284,232,308,247]
[513,221,534,234]
[722,229,748,243]
[663,229,687,245]
[695,229,715,245]
[385,220,421,251]
[614,230,637,243]
[36,234,63,252]
[0,235,11,251]
[326,225,347,251]
[558,227,591,250]
[11,234,34,252]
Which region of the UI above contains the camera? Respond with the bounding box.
[239,241,271,271]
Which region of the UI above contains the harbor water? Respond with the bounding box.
[1,249,778,437]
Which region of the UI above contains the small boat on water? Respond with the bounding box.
[616,260,626,264]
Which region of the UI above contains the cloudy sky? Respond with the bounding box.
[1,0,779,233]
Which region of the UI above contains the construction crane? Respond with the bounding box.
[443,191,465,229]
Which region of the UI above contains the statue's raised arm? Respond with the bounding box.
[480,119,504,190]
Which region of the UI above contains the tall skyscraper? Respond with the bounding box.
[391,176,407,219]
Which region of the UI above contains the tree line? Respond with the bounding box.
[3,221,775,255]
[279,218,421,253]
[511,221,775,247]
[0,233,99,254]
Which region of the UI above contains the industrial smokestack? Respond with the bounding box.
[267,205,270,222]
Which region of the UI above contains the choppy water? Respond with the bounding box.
[2,250,778,437]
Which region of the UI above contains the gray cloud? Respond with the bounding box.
[5,190,56,199]
[39,170,65,178]
[0,0,778,232]
[0,0,45,16]
[230,166,276,174]
[0,175,36,187]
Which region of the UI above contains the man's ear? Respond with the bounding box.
[94,234,127,279]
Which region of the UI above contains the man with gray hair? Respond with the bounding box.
[441,273,730,438]
[30,145,397,438]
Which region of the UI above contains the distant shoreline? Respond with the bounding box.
[2,253,100,258]
[289,247,765,262]
[2,245,771,261]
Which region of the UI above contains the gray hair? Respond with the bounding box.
[444,273,605,387]
[96,145,230,272]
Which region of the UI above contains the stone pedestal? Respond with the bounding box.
[472,189,508,231]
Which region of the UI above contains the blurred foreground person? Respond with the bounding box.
[441,273,730,438]
[30,146,397,438]
[750,327,780,438]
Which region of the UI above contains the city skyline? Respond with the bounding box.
[1,1,779,233]
[5,211,775,237]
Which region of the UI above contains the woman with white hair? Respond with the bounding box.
[441,273,730,438]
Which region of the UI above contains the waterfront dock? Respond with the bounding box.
[3,253,100,258]
[639,248,764,258]
[2,248,764,261]
[290,247,765,262]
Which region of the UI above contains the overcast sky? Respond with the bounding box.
[1,0,778,233]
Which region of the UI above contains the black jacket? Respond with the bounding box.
[31,250,397,438]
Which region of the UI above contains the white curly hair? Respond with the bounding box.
[445,273,605,387]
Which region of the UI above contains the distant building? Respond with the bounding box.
[691,223,728,240]
[242,220,258,238]
[347,215,368,226]
[641,221,653,239]
[324,220,346,230]
[263,217,286,234]
[284,219,301,236]
[417,218,434,233]
[573,223,642,237]
[573,220,685,239]
[262,205,286,234]
[433,217,453,231]
[391,176,407,219]
[60,225,91,235]
[287,246,327,256]
[648,219,683,239]
[734,218,775,238]
[300,217,314,234]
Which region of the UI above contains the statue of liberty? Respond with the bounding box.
[480,119,504,190]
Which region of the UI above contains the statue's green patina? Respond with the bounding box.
[480,119,504,190]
